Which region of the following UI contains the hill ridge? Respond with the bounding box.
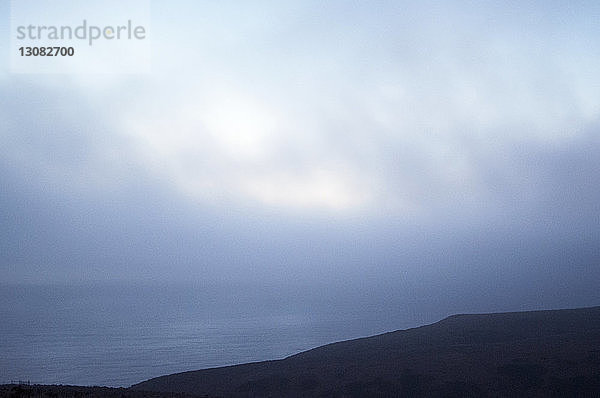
[132,305,600,397]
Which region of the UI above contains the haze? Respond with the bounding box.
[1,1,599,318]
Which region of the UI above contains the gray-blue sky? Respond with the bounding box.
[0,1,599,311]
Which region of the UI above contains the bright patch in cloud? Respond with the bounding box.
[123,88,371,212]
[242,169,370,211]
[202,94,278,160]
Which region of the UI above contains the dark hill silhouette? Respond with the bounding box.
[132,306,600,397]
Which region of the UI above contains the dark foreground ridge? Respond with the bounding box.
[132,306,600,397]
[0,384,208,398]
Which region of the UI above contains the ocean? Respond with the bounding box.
[0,282,431,387]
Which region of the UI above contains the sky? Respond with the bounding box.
[0,1,599,311]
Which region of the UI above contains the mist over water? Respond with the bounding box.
[1,0,600,389]
[0,283,414,387]
[2,272,598,387]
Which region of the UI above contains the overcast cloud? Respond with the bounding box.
[0,1,598,312]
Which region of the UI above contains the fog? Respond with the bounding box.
[1,0,599,318]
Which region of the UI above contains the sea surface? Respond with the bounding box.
[0,282,436,387]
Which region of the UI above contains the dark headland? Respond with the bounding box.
[132,305,600,397]
[3,306,600,397]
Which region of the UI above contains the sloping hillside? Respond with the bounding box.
[132,306,600,397]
